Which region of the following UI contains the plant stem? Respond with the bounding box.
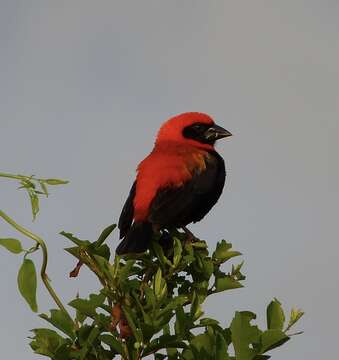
[0,172,40,182]
[0,209,73,322]
[122,342,130,360]
[286,331,304,337]
[0,172,25,181]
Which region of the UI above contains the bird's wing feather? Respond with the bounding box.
[118,181,136,238]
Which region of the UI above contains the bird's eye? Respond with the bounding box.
[193,124,203,131]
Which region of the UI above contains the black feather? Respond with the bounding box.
[118,181,136,239]
[116,222,152,255]
[149,151,225,227]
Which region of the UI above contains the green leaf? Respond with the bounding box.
[260,329,289,353]
[175,307,189,337]
[213,240,242,263]
[93,244,111,260]
[28,189,39,220]
[39,309,75,339]
[110,255,120,280]
[153,267,167,300]
[185,332,214,359]
[64,246,81,263]
[100,334,123,354]
[155,354,167,360]
[154,309,175,330]
[30,328,66,357]
[181,349,194,360]
[231,261,246,281]
[93,254,112,279]
[19,179,35,189]
[154,267,163,298]
[230,311,262,360]
[173,237,183,267]
[95,224,116,246]
[118,259,136,281]
[68,294,105,318]
[190,291,203,321]
[199,318,220,327]
[144,286,156,310]
[45,178,69,185]
[202,258,214,280]
[122,305,143,343]
[60,231,90,246]
[0,238,23,254]
[54,343,73,360]
[152,241,173,267]
[17,258,38,312]
[157,295,188,320]
[215,276,243,292]
[267,298,285,330]
[78,326,100,360]
[286,307,304,331]
[191,240,208,249]
[144,334,187,356]
[132,289,151,318]
[75,304,87,324]
[193,252,214,282]
[69,299,96,318]
[216,331,231,360]
[39,180,49,197]
[167,347,179,360]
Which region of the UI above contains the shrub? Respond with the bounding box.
[0,172,303,359]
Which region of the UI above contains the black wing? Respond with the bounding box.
[149,151,225,227]
[118,181,136,239]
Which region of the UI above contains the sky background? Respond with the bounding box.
[1,1,338,359]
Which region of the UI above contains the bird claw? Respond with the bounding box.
[182,226,197,245]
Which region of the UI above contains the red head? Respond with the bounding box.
[156,112,231,150]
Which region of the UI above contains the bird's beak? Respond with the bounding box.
[205,124,232,141]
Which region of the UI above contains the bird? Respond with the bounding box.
[116,112,232,255]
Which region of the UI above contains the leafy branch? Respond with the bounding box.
[0,172,71,320]
[0,171,304,360]
[0,172,68,220]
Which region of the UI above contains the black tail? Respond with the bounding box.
[116,222,153,255]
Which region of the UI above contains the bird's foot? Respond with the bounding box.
[182,226,198,245]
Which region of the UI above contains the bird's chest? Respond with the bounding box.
[165,150,214,187]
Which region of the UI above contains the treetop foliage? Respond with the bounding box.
[0,172,303,359]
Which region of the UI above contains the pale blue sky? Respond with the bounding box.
[1,1,338,359]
